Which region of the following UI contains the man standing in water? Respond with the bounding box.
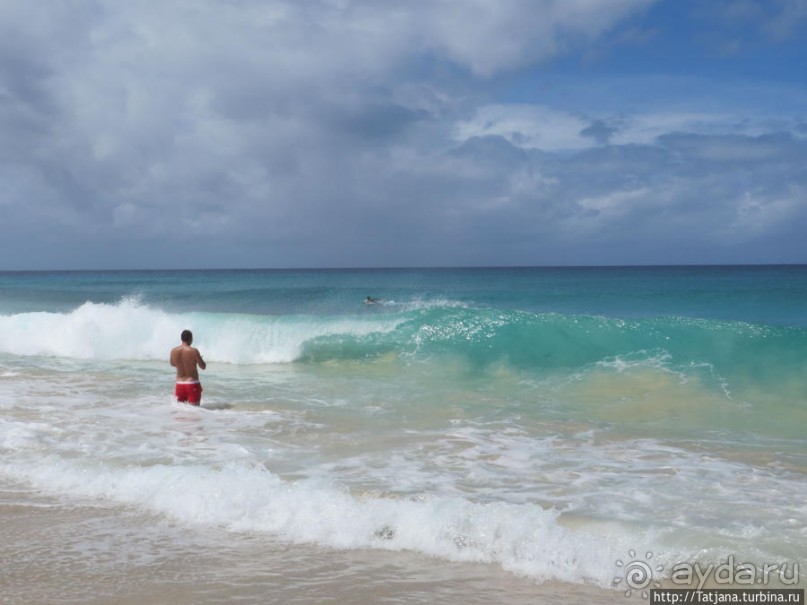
[170,330,207,405]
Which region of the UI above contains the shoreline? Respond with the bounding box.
[0,483,613,605]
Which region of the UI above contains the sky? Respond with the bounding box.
[1,0,806,269]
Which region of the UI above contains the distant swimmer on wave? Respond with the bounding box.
[364,296,384,304]
[170,329,207,406]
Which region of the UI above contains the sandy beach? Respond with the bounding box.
[1,482,615,605]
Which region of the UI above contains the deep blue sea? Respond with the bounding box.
[1,266,805,592]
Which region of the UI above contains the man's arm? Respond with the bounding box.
[170,347,178,368]
[195,348,206,371]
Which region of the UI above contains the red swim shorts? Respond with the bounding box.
[175,381,203,405]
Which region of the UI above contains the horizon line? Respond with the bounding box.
[1,262,806,273]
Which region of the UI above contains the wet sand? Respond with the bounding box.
[0,483,615,605]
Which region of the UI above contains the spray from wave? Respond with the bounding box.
[0,298,403,364]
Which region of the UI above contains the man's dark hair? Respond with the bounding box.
[181,330,193,344]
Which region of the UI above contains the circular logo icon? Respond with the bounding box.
[615,550,664,598]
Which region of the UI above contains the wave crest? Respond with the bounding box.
[1,299,803,382]
[0,298,402,364]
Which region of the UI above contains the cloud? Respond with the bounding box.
[580,119,622,145]
[414,0,656,76]
[721,0,807,40]
[451,103,799,152]
[694,0,807,53]
[0,0,804,268]
[453,105,594,151]
[421,130,807,263]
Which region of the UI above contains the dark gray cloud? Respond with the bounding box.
[580,119,622,145]
[0,0,804,269]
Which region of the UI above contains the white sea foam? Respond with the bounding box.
[594,350,674,372]
[386,297,469,311]
[0,446,637,587]
[0,298,402,364]
[2,383,802,589]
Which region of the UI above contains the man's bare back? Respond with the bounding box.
[170,343,206,381]
[171,330,206,405]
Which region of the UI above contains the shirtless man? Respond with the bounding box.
[170,330,207,405]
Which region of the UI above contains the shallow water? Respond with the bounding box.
[1,484,612,605]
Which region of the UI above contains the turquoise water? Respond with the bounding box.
[0,266,805,587]
[2,266,805,324]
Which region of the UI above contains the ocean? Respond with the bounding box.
[1,266,805,604]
